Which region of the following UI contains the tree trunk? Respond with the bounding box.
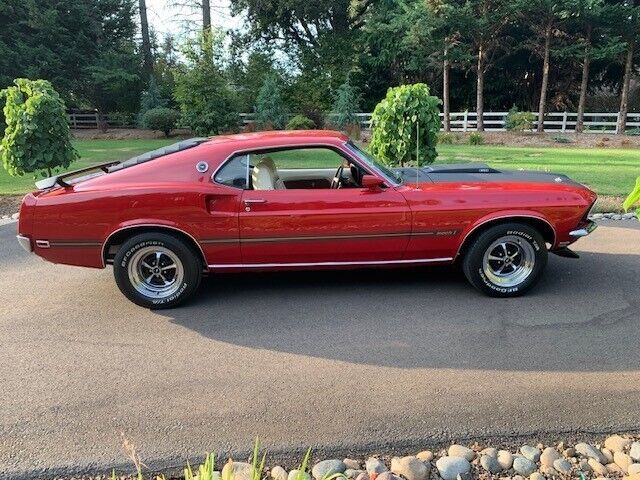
[617,42,634,134]
[138,0,153,77]
[202,0,211,31]
[537,22,552,133]
[476,45,484,132]
[575,24,592,134]
[443,44,450,132]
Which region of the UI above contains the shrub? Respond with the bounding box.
[137,78,167,127]
[624,176,640,217]
[143,108,180,137]
[174,31,240,135]
[468,132,484,145]
[369,83,441,167]
[552,135,572,144]
[437,132,455,144]
[286,115,316,130]
[255,75,288,130]
[302,107,325,130]
[0,78,78,178]
[505,106,535,132]
[332,80,361,130]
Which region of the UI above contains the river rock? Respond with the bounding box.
[391,456,430,480]
[366,459,387,475]
[606,435,632,453]
[289,471,312,480]
[540,465,557,476]
[616,452,633,473]
[435,457,471,480]
[480,455,502,474]
[631,443,640,462]
[513,457,536,476]
[416,451,433,463]
[540,447,560,466]
[529,472,544,480]
[629,464,640,475]
[520,446,540,463]
[354,473,369,480]
[223,462,256,480]
[601,448,614,464]
[448,445,474,461]
[576,443,606,463]
[272,466,288,480]
[563,447,576,458]
[497,450,513,470]
[344,460,360,471]
[553,458,572,474]
[480,448,498,458]
[587,459,608,476]
[344,470,360,479]
[313,460,346,480]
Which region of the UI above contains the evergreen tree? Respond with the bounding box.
[255,76,288,130]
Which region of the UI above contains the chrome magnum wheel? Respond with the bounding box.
[113,233,202,309]
[127,246,185,299]
[462,222,548,297]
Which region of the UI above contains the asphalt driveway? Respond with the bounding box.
[1,220,639,479]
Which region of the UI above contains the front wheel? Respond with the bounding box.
[113,233,202,309]
[462,222,548,297]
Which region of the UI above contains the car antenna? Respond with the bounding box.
[415,119,419,188]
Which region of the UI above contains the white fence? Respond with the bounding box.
[241,111,640,134]
[69,110,640,133]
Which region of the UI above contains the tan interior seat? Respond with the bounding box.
[252,156,286,190]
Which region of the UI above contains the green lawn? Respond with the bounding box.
[0,139,176,194]
[0,139,638,197]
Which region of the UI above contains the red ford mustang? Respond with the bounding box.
[16,130,597,308]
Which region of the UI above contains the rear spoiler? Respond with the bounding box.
[35,161,121,190]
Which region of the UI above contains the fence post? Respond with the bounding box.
[561,111,567,132]
[463,110,468,132]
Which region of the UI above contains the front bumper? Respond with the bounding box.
[569,219,598,238]
[16,234,33,253]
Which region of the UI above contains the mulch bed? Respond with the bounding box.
[0,195,22,217]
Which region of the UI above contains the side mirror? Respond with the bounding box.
[361,174,384,190]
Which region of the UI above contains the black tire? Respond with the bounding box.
[113,233,202,309]
[462,222,548,297]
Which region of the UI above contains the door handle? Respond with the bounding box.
[244,199,267,205]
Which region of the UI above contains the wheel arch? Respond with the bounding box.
[455,214,556,260]
[102,224,207,269]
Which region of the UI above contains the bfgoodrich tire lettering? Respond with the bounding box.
[113,233,202,308]
[462,222,548,297]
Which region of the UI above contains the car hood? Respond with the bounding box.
[393,163,586,189]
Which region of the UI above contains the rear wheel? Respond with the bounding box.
[462,222,548,297]
[113,233,202,308]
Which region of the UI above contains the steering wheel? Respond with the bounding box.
[330,165,344,189]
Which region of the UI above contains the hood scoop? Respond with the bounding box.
[424,163,499,174]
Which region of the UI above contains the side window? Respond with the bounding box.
[214,154,249,189]
[261,148,346,170]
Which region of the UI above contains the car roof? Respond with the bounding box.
[200,130,350,148]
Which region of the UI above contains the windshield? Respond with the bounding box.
[345,141,403,186]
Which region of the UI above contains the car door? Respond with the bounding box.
[238,146,412,265]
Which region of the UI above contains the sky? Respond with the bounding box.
[144,0,242,38]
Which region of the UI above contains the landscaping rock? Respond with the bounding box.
[616,452,633,473]
[391,456,430,480]
[497,451,513,470]
[563,447,576,458]
[415,451,433,463]
[629,464,640,475]
[587,459,608,476]
[553,458,572,474]
[601,448,614,464]
[366,458,387,475]
[512,457,536,476]
[272,466,288,480]
[313,460,346,480]
[631,443,640,462]
[520,446,540,463]
[289,470,312,480]
[539,465,557,476]
[11,212,19,220]
[480,448,497,458]
[435,457,471,480]
[375,472,396,480]
[576,443,607,463]
[448,445,474,461]
[540,447,560,466]
[223,461,256,480]
[479,455,502,474]
[345,470,360,479]
[606,435,632,452]
[579,459,591,472]
[355,473,369,480]
[344,460,360,471]
[529,472,544,480]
